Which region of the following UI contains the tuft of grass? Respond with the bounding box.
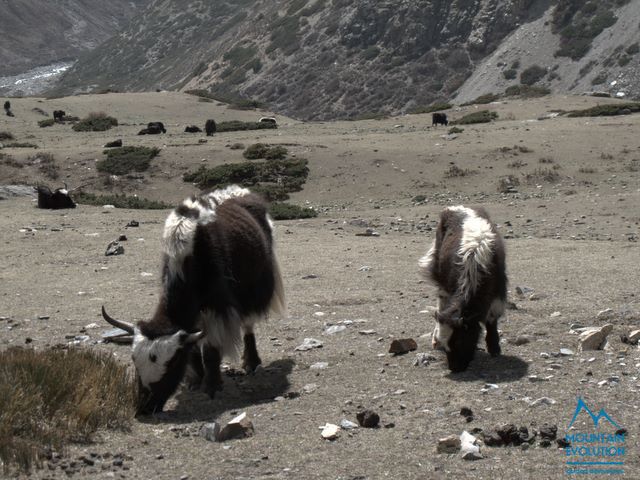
[567,102,640,117]
[444,164,478,178]
[503,68,517,80]
[243,143,288,160]
[29,152,58,179]
[4,142,38,149]
[539,157,554,164]
[38,119,55,128]
[520,65,547,85]
[497,175,520,193]
[269,202,317,220]
[74,192,171,209]
[0,131,14,141]
[0,153,22,168]
[451,110,498,125]
[508,159,526,168]
[72,112,118,132]
[461,93,500,106]
[448,127,464,134]
[216,120,277,132]
[578,167,597,173]
[525,167,561,184]
[97,146,160,175]
[0,348,135,473]
[504,85,551,98]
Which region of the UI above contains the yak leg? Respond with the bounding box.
[184,346,204,391]
[201,343,223,398]
[484,300,504,357]
[241,322,262,373]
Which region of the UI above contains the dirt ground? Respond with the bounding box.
[1,93,639,479]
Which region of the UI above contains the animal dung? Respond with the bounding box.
[356,409,380,428]
[389,338,417,355]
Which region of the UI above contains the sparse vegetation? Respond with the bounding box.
[508,159,526,168]
[29,152,58,179]
[503,69,518,80]
[72,112,118,132]
[97,146,160,175]
[0,153,22,168]
[539,157,554,164]
[504,85,551,98]
[38,119,55,128]
[229,143,245,150]
[520,65,547,85]
[626,43,639,55]
[578,167,597,173]
[0,347,135,473]
[451,110,498,125]
[591,73,607,85]
[461,93,500,106]
[4,142,38,149]
[525,167,561,184]
[448,127,464,134]
[216,120,277,132]
[74,192,171,209]
[0,131,14,141]
[497,175,520,193]
[567,103,640,117]
[243,144,288,160]
[269,202,317,220]
[444,164,478,178]
[412,194,427,203]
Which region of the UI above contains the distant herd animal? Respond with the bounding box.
[4,100,13,117]
[432,112,448,126]
[138,121,166,135]
[53,110,66,122]
[36,184,76,209]
[205,119,216,136]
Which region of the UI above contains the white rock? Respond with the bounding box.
[579,324,613,351]
[627,330,640,343]
[302,383,318,394]
[324,325,346,335]
[321,423,340,440]
[84,323,99,330]
[460,431,482,460]
[550,311,561,318]
[295,338,323,351]
[340,419,358,430]
[559,348,574,356]
[596,308,614,320]
[437,435,461,454]
[310,362,328,370]
[528,397,557,407]
[359,329,376,335]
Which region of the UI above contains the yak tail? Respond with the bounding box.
[457,215,495,300]
[269,250,287,318]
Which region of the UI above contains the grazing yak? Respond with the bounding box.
[205,119,216,136]
[419,206,507,372]
[36,184,76,209]
[53,110,66,122]
[184,125,202,133]
[432,113,448,127]
[102,185,286,414]
[4,100,13,116]
[138,122,166,135]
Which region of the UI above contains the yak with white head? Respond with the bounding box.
[103,185,285,414]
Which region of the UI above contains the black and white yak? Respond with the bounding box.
[101,185,286,414]
[419,206,507,372]
[36,184,76,209]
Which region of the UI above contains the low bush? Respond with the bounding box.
[525,167,561,184]
[451,110,498,125]
[0,348,135,473]
[444,164,478,178]
[503,69,517,80]
[504,85,551,98]
[269,202,317,220]
[74,192,171,209]
[4,142,38,148]
[567,102,640,117]
[243,143,288,160]
[520,65,547,85]
[0,131,14,141]
[461,93,500,106]
[497,175,520,193]
[407,102,452,115]
[216,120,277,132]
[72,112,118,132]
[448,127,464,134]
[38,119,55,128]
[96,146,160,175]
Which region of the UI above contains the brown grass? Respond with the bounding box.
[444,164,478,178]
[0,348,136,474]
[525,167,561,184]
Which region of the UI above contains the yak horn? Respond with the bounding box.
[101,306,135,334]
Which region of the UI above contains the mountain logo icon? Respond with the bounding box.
[568,398,620,429]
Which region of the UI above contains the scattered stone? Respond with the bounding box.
[320,423,340,440]
[414,352,437,366]
[295,338,323,351]
[302,383,318,394]
[302,274,318,279]
[460,431,482,460]
[125,220,139,228]
[355,228,380,237]
[216,412,254,442]
[118,234,127,242]
[105,241,124,256]
[359,329,376,335]
[579,324,612,351]
[460,407,473,422]
[310,362,328,370]
[550,311,561,318]
[540,352,550,359]
[356,410,380,428]
[511,335,531,346]
[104,139,123,148]
[621,330,640,346]
[200,422,221,442]
[437,435,461,454]
[538,424,557,440]
[515,286,534,296]
[389,338,417,355]
[559,348,574,356]
[38,315,50,320]
[528,397,556,407]
[529,293,541,301]
[596,308,614,320]
[557,438,571,448]
[340,419,358,430]
[324,325,346,335]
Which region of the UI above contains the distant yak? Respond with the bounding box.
[185,125,202,133]
[53,110,66,122]
[36,184,76,209]
[205,119,216,136]
[432,113,448,127]
[4,100,14,117]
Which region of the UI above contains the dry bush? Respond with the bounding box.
[507,159,526,168]
[539,157,554,164]
[29,152,59,179]
[525,167,561,184]
[444,164,478,178]
[578,167,597,173]
[0,348,136,473]
[497,175,520,193]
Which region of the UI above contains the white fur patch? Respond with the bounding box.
[418,242,436,281]
[200,310,243,360]
[455,207,495,300]
[433,321,453,351]
[162,186,252,280]
[132,328,184,388]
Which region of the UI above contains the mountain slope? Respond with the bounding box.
[0,0,150,76]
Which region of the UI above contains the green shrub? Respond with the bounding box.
[520,65,547,85]
[504,85,551,98]
[251,184,292,201]
[618,55,631,66]
[451,110,498,125]
[0,348,135,473]
[4,142,38,148]
[626,43,640,55]
[503,69,518,80]
[461,93,500,106]
[567,102,640,117]
[72,112,118,132]
[96,146,160,175]
[265,145,288,160]
[243,143,269,159]
[591,73,607,85]
[217,120,277,132]
[269,202,317,220]
[444,165,478,178]
[363,46,380,60]
[0,131,14,141]
[448,127,464,134]
[74,192,171,209]
[408,102,452,114]
[38,119,55,128]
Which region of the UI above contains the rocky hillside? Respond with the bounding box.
[51,0,640,120]
[0,0,150,76]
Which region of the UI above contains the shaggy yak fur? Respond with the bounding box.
[102,186,285,414]
[419,206,507,372]
[36,185,76,209]
[432,112,448,127]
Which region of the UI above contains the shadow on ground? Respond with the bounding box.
[446,352,529,383]
[139,358,295,424]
